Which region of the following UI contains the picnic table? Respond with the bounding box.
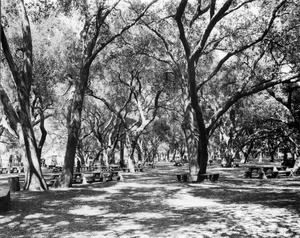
[109,165,121,171]
[245,165,291,179]
[74,165,122,173]
[44,174,60,186]
[72,170,121,184]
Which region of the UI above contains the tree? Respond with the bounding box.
[58,0,158,187]
[142,118,171,163]
[265,2,300,134]
[0,0,48,190]
[157,0,299,179]
[90,66,167,171]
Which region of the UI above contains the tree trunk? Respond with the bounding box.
[60,125,79,187]
[128,139,136,172]
[136,140,143,163]
[102,147,109,167]
[1,2,47,190]
[181,103,198,179]
[187,62,209,177]
[243,141,253,163]
[20,125,47,191]
[119,136,125,167]
[197,134,209,174]
[59,67,89,187]
[126,134,139,172]
[17,95,48,190]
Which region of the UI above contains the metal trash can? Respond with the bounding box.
[8,177,20,192]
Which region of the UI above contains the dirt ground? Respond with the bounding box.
[1,161,300,238]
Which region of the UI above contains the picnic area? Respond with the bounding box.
[1,1,300,237]
[1,161,300,238]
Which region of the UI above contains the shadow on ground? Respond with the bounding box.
[1,162,300,238]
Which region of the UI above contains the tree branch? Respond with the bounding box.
[191,0,233,63]
[0,25,22,86]
[207,73,300,137]
[20,0,33,86]
[196,0,288,90]
[0,84,19,136]
[190,0,210,27]
[87,0,158,66]
[174,0,191,58]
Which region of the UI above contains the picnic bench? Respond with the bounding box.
[103,171,120,181]
[244,166,291,179]
[121,166,144,172]
[44,174,60,187]
[109,165,121,172]
[134,167,144,172]
[0,167,9,174]
[73,172,83,184]
[72,170,121,184]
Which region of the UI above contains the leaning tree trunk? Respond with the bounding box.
[1,1,47,191]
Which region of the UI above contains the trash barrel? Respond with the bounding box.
[8,177,20,192]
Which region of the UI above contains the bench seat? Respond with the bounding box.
[198,173,220,181]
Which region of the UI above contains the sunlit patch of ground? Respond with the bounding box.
[68,205,109,216]
[1,161,300,237]
[165,188,222,208]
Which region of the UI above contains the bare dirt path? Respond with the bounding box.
[1,162,300,238]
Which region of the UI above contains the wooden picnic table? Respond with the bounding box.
[245,165,290,179]
[109,165,121,171]
[72,170,121,184]
[44,173,60,186]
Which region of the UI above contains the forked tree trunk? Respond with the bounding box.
[21,126,48,190]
